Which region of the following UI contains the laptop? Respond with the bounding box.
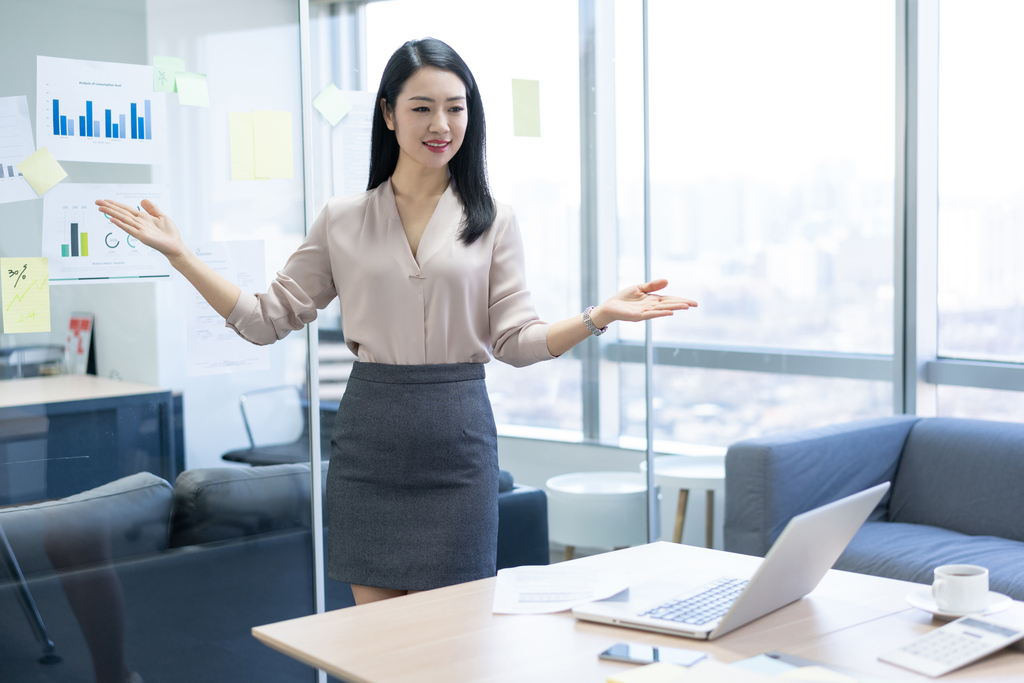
[572,482,890,640]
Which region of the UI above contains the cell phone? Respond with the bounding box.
[599,642,707,667]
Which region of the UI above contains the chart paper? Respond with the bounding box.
[36,56,168,165]
[42,183,173,283]
[0,96,40,204]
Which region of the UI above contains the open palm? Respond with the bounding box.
[94,198,185,260]
[601,279,697,323]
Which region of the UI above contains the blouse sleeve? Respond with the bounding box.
[488,208,555,367]
[225,201,338,346]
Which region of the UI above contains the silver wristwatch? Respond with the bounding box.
[583,306,608,336]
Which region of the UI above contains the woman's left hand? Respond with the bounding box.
[591,279,697,328]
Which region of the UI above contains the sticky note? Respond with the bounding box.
[176,72,210,107]
[253,110,293,179]
[2,258,50,333]
[607,662,687,683]
[153,56,186,93]
[511,78,541,137]
[17,147,67,196]
[229,112,256,181]
[779,666,860,683]
[312,83,353,127]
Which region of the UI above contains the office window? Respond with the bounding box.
[615,0,896,447]
[937,0,1024,365]
[364,0,583,433]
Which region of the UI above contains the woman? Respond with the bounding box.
[96,38,696,606]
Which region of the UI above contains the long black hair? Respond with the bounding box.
[367,38,495,246]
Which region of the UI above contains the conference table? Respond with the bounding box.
[252,542,1024,682]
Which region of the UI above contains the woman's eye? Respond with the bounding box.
[449,106,464,113]
[412,106,430,113]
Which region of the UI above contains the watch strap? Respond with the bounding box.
[583,306,608,336]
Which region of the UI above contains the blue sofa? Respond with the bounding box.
[724,416,1024,600]
[0,463,548,682]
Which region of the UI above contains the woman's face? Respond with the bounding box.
[383,66,468,172]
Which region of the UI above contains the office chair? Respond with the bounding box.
[221,386,318,466]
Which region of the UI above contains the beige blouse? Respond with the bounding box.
[225,179,554,367]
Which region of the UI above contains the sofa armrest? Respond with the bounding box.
[496,484,548,570]
[724,415,920,557]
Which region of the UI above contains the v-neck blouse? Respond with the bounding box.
[225,179,554,367]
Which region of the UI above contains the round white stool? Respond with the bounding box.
[640,457,725,548]
[545,472,658,561]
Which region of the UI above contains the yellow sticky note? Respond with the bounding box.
[17,147,67,196]
[607,662,688,683]
[154,56,186,93]
[253,110,293,179]
[779,666,860,683]
[2,258,51,333]
[511,78,541,137]
[312,83,353,127]
[229,112,256,181]
[176,72,210,107]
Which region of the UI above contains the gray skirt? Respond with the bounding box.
[325,362,498,591]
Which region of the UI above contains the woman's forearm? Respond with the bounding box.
[545,305,613,358]
[169,250,242,320]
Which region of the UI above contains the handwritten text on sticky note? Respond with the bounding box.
[2,258,51,333]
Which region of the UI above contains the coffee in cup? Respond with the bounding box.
[932,564,989,614]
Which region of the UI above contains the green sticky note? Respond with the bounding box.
[153,56,186,93]
[253,110,293,179]
[176,72,210,107]
[312,83,353,127]
[2,258,51,333]
[17,146,67,196]
[511,79,541,137]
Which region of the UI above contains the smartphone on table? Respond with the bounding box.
[599,642,707,667]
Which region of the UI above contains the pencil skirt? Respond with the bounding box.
[325,361,499,591]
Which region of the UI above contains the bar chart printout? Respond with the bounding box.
[0,95,39,204]
[37,56,167,164]
[42,184,173,283]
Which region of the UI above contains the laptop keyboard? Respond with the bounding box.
[639,577,749,626]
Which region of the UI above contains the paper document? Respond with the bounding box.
[36,56,168,165]
[229,112,256,180]
[331,90,375,198]
[186,240,270,376]
[0,96,40,204]
[253,110,293,179]
[176,72,209,107]
[42,183,172,283]
[511,79,541,137]
[313,83,353,127]
[2,258,51,333]
[153,56,185,93]
[492,565,629,614]
[610,659,776,683]
[17,147,67,196]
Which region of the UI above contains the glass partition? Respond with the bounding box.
[0,1,324,681]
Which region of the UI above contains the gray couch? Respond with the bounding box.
[0,463,548,683]
[724,416,1024,600]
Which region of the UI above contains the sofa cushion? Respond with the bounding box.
[0,472,173,578]
[889,418,1024,541]
[836,521,1024,600]
[169,462,328,548]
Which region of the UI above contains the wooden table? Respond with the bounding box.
[252,542,1024,682]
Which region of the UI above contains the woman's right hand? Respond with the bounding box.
[95,198,187,261]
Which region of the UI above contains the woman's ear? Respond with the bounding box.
[381,98,395,131]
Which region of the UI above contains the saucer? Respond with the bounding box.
[906,587,1012,619]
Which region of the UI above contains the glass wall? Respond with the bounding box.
[0,1,328,681]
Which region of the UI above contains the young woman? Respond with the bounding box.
[96,38,696,606]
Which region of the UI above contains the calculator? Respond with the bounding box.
[878,615,1024,677]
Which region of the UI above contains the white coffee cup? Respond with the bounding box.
[932,564,989,614]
